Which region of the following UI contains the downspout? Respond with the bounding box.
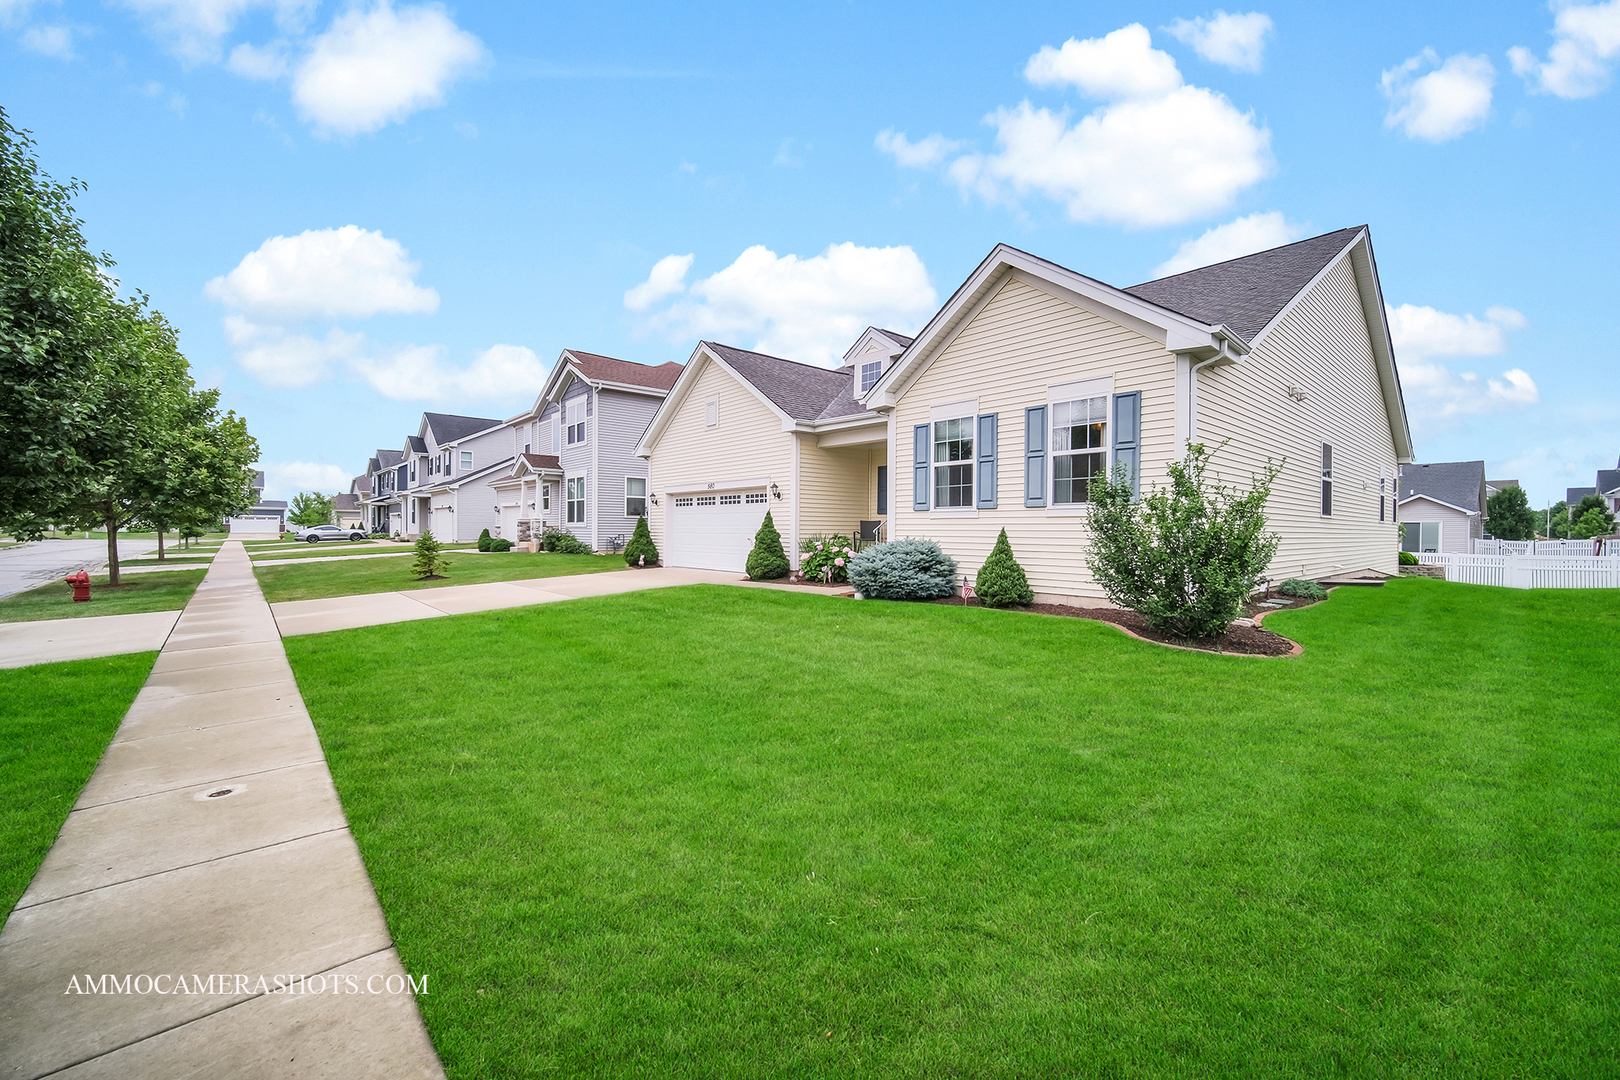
[1188,328,1244,443]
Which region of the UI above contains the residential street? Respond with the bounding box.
[0,540,159,600]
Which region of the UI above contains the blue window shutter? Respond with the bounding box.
[877,465,888,515]
[1113,392,1141,497]
[1024,406,1047,507]
[912,424,931,512]
[976,414,998,509]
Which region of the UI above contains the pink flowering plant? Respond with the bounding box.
[798,534,857,583]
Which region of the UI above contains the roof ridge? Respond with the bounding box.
[706,340,847,375]
[1128,226,1365,289]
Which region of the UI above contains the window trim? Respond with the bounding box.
[566,476,586,524]
[565,399,587,446]
[705,394,719,427]
[932,414,975,511]
[1049,393,1110,508]
[859,360,883,395]
[625,476,647,518]
[1321,442,1334,517]
[542,483,550,511]
[459,450,473,471]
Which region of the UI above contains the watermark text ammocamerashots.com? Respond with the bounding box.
[63,972,428,996]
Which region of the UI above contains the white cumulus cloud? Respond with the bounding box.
[291,1,486,137]
[206,225,439,322]
[224,317,367,388]
[1401,364,1539,420]
[1165,10,1274,73]
[941,24,1271,227]
[258,460,354,499]
[227,39,290,79]
[623,253,693,311]
[21,24,74,58]
[353,343,550,403]
[1381,49,1495,142]
[1509,0,1620,98]
[874,129,965,168]
[639,243,937,368]
[1152,210,1305,277]
[118,0,314,64]
[1387,303,1526,359]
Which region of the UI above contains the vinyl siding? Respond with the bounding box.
[797,437,872,545]
[558,379,592,542]
[592,388,662,549]
[645,356,793,560]
[1197,256,1402,579]
[1397,496,1474,554]
[887,276,1179,601]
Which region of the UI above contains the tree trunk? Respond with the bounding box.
[105,512,121,587]
[157,528,166,561]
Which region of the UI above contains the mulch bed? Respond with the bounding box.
[926,595,1304,656]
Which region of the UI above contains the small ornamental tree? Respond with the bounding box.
[412,529,448,579]
[478,527,492,552]
[623,515,658,566]
[289,491,336,528]
[1086,442,1282,639]
[1485,484,1536,542]
[975,528,1033,607]
[745,511,790,580]
[1573,504,1617,540]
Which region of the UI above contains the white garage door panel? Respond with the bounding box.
[666,490,769,572]
[431,506,453,541]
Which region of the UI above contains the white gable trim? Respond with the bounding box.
[842,326,908,364]
[1398,493,1478,517]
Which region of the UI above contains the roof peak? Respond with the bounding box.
[1130,226,1366,289]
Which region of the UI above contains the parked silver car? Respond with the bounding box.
[296,524,368,543]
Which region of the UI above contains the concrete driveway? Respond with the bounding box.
[0,538,160,600]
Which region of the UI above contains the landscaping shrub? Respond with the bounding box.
[623,516,659,566]
[848,539,958,600]
[1086,441,1281,639]
[369,531,389,540]
[975,528,1033,607]
[799,533,855,583]
[542,526,593,555]
[1399,550,1419,566]
[488,537,513,552]
[746,512,790,580]
[1278,578,1327,600]
[411,529,447,579]
[477,528,492,552]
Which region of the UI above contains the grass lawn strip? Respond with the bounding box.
[285,579,1619,1078]
[1,653,157,916]
[0,569,206,623]
[250,543,476,562]
[255,551,626,603]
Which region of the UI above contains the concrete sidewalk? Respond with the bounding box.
[0,610,182,669]
[0,541,443,1079]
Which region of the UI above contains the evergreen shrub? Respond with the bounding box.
[488,537,513,552]
[623,515,659,566]
[745,511,790,580]
[974,528,1033,607]
[477,528,492,552]
[1277,578,1327,600]
[542,526,592,554]
[848,539,958,600]
[411,529,447,579]
[1398,550,1419,566]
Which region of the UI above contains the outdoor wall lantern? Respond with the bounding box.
[770,482,782,500]
[648,494,660,507]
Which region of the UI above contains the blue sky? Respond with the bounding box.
[3,1,1616,508]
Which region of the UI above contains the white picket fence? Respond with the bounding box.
[1417,552,1620,588]
[1474,538,1611,557]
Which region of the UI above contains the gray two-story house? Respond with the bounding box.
[396,412,515,543]
[494,350,681,549]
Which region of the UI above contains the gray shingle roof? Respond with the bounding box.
[1597,469,1620,494]
[1124,227,1364,343]
[704,342,873,422]
[424,412,502,444]
[1400,461,1486,514]
[376,449,404,468]
[406,435,427,453]
[1568,486,1597,506]
[874,328,915,348]
[333,493,358,511]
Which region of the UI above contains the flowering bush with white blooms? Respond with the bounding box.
[798,534,856,583]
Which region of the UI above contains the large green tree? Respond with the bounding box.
[289,491,337,528]
[145,389,258,561]
[1485,485,1536,542]
[1570,495,1616,540]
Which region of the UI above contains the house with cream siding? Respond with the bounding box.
[635,331,908,572]
[499,350,682,549]
[1398,460,1487,554]
[641,227,1414,596]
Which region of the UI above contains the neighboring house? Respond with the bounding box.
[502,350,682,549]
[1486,479,1518,498]
[640,227,1413,599]
[1564,457,1620,520]
[332,484,364,530]
[226,470,288,533]
[1398,461,1487,553]
[395,412,514,543]
[362,449,407,535]
[635,327,907,571]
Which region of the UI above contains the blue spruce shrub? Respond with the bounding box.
[848,539,959,600]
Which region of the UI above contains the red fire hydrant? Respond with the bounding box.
[65,570,91,602]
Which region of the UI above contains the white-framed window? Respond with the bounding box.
[542,483,550,511]
[1401,521,1440,553]
[566,399,586,445]
[860,359,883,394]
[718,493,742,506]
[932,416,974,508]
[1052,396,1108,504]
[523,442,530,455]
[567,477,586,523]
[626,477,647,517]
[460,450,472,471]
[745,491,767,505]
[696,495,717,507]
[1321,443,1333,516]
[674,496,694,508]
[705,394,719,427]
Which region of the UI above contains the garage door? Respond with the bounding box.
[665,489,770,572]
[431,504,454,541]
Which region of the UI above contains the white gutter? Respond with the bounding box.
[1187,326,1248,443]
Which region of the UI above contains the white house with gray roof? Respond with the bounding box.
[1398,460,1487,554]
[640,227,1415,597]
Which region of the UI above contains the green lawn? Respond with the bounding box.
[0,569,206,623]
[1,653,156,916]
[249,542,474,561]
[118,555,215,566]
[256,551,626,603]
[284,579,1619,1078]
